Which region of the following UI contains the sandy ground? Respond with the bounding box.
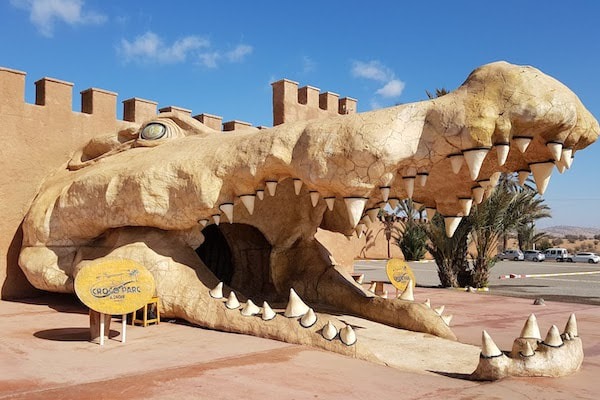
[1,286,599,400]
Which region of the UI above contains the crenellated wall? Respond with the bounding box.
[0,67,387,300]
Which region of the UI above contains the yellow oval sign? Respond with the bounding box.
[386,258,415,292]
[74,259,155,315]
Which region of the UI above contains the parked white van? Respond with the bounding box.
[543,248,570,262]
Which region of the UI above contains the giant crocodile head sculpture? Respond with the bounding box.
[19,61,598,378]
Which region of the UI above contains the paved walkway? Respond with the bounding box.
[1,287,599,399]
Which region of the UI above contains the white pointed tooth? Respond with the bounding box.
[520,313,542,339]
[293,178,303,195]
[310,191,320,207]
[344,197,368,228]
[441,314,453,326]
[529,162,554,195]
[556,163,567,174]
[481,330,503,358]
[444,216,462,238]
[380,290,388,299]
[544,325,564,347]
[472,186,485,204]
[380,186,391,202]
[355,223,366,239]
[240,194,255,215]
[355,274,364,284]
[513,136,532,153]
[434,305,445,316]
[449,154,464,174]
[198,219,209,227]
[219,203,234,223]
[340,325,357,346]
[212,214,221,226]
[367,282,377,294]
[517,170,530,186]
[300,308,317,328]
[366,208,379,223]
[520,341,535,357]
[423,298,431,308]
[425,207,436,221]
[324,197,335,211]
[361,215,372,228]
[388,197,400,209]
[489,172,501,187]
[284,288,310,318]
[458,198,473,216]
[463,148,489,180]
[256,189,265,200]
[416,172,429,187]
[564,313,578,337]
[562,148,573,168]
[495,143,510,166]
[261,301,276,321]
[266,181,278,196]
[546,142,563,161]
[398,279,414,301]
[241,299,261,316]
[322,321,338,340]
[209,282,223,299]
[225,292,240,309]
[403,177,415,199]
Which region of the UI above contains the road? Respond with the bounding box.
[354,259,600,305]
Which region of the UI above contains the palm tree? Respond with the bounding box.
[395,200,427,261]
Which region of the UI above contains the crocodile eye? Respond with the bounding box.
[140,123,167,140]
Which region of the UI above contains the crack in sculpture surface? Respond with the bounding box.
[18,62,598,378]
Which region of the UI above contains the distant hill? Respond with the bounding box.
[540,225,600,238]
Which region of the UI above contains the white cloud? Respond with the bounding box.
[198,52,220,69]
[351,60,393,82]
[10,0,106,37]
[226,44,253,62]
[117,32,210,64]
[376,79,405,98]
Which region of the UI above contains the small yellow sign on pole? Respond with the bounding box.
[385,258,415,292]
[75,259,155,315]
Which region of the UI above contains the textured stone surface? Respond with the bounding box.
[17,62,599,371]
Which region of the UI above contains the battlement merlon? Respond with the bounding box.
[271,78,357,126]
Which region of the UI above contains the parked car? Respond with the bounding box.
[523,250,545,262]
[570,252,600,264]
[543,248,570,262]
[498,249,524,261]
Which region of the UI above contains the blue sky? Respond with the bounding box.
[1,1,599,229]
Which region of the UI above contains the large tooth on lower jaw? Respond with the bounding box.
[209,282,224,299]
[340,325,357,346]
[529,161,554,195]
[322,321,338,340]
[241,299,261,316]
[403,177,415,199]
[398,279,414,301]
[520,313,542,339]
[547,141,563,161]
[517,170,530,186]
[495,143,510,166]
[344,197,368,228]
[444,216,462,237]
[324,197,335,211]
[219,203,234,223]
[458,198,473,215]
[265,180,278,196]
[543,325,564,347]
[448,154,464,174]
[472,186,485,204]
[284,288,310,318]
[463,148,490,180]
[481,330,503,358]
[239,194,256,215]
[380,186,391,202]
[564,313,578,337]
[310,191,320,207]
[513,136,532,153]
[261,301,276,321]
[212,214,221,226]
[300,308,317,328]
[225,292,241,309]
[293,178,303,195]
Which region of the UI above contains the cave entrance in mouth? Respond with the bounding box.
[195,223,276,302]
